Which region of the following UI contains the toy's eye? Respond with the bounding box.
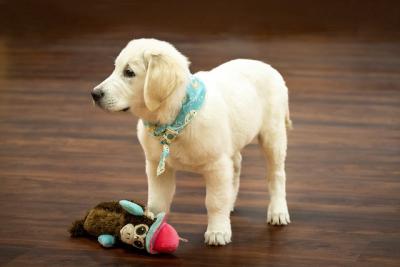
[135,224,149,236]
[133,240,144,249]
[136,226,146,235]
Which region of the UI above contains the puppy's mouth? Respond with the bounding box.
[92,100,130,112]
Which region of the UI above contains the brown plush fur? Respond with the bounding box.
[69,201,155,240]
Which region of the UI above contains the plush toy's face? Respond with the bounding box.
[120,223,149,249]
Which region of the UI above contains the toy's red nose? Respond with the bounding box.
[151,222,179,254]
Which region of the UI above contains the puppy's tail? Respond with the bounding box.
[285,102,293,131]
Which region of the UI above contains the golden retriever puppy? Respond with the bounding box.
[92,38,291,246]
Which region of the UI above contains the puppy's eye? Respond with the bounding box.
[123,68,135,78]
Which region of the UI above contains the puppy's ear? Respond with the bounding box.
[143,53,180,112]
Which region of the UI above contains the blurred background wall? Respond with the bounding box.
[1,0,399,40]
[1,0,399,83]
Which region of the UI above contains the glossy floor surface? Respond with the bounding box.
[0,1,399,266]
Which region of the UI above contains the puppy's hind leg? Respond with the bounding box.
[259,117,291,225]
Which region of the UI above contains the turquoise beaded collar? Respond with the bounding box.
[143,76,206,176]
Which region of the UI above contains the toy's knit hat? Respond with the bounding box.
[145,212,179,254]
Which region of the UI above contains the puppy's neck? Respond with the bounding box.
[137,76,190,125]
[154,79,189,125]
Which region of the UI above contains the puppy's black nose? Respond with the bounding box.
[91,89,104,101]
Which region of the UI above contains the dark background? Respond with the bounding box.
[2,0,400,38]
[1,0,400,80]
[0,1,399,266]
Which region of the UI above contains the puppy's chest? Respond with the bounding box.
[144,133,212,172]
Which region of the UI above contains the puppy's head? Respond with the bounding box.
[92,38,190,117]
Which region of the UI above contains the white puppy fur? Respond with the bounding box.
[93,38,292,246]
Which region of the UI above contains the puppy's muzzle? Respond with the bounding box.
[91,88,104,102]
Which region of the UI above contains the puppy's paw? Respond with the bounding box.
[204,230,232,246]
[267,198,291,225]
[267,211,291,225]
[143,208,155,220]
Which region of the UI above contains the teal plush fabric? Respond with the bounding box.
[144,76,206,175]
[98,234,116,247]
[119,200,144,216]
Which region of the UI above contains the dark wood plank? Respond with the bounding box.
[0,1,400,266]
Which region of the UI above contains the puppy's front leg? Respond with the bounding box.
[146,160,176,215]
[204,156,233,246]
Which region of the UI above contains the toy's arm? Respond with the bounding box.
[119,200,154,219]
[98,234,116,248]
[119,200,144,216]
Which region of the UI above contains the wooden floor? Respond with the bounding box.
[1,2,400,266]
